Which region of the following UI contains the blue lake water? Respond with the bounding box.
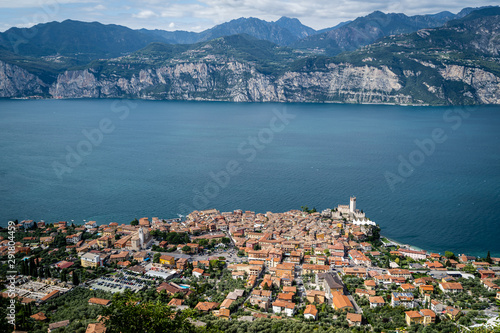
[0,99,499,256]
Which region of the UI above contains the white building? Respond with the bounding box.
[272,300,295,317]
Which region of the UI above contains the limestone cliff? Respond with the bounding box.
[0,60,46,98]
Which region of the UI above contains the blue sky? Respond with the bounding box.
[0,0,498,32]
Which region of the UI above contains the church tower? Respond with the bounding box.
[349,196,356,213]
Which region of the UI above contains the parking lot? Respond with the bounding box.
[89,275,147,293]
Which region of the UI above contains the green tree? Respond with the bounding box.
[486,251,492,264]
[130,218,139,226]
[445,251,456,259]
[100,293,196,333]
[72,271,80,286]
[153,253,161,263]
[181,245,191,253]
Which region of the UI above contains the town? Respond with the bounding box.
[1,197,499,333]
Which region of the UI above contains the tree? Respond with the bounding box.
[72,271,80,286]
[100,293,196,333]
[445,251,456,259]
[153,253,161,263]
[221,237,231,244]
[130,218,139,226]
[181,245,191,253]
[486,251,492,264]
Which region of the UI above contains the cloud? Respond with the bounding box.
[132,9,159,19]
[1,0,499,32]
[169,22,175,28]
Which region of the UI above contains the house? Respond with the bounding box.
[405,311,423,326]
[159,255,176,265]
[369,296,385,308]
[277,292,294,302]
[439,282,463,293]
[331,291,353,311]
[445,306,461,320]
[419,285,434,294]
[81,252,101,268]
[318,272,345,300]
[346,313,362,327]
[249,289,272,310]
[30,312,47,321]
[214,308,231,320]
[85,322,106,333]
[355,289,376,297]
[304,304,318,320]
[401,283,416,292]
[388,269,412,280]
[195,302,219,312]
[272,300,295,317]
[177,257,189,270]
[431,299,445,313]
[156,282,184,296]
[306,290,326,304]
[342,267,367,278]
[420,309,436,325]
[480,270,496,279]
[364,279,376,290]
[459,254,476,263]
[40,290,60,303]
[406,309,437,326]
[193,268,204,278]
[220,298,234,309]
[391,292,415,308]
[48,320,70,332]
[88,298,111,306]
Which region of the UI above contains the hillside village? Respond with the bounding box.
[1,197,500,332]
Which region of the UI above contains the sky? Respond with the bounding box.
[0,0,498,33]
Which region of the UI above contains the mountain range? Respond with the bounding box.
[0,6,499,105]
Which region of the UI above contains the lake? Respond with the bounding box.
[0,99,499,256]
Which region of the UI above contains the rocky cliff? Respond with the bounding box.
[46,61,413,104]
[0,60,46,98]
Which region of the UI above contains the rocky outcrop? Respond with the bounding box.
[45,61,414,104]
[0,60,46,97]
[439,64,500,104]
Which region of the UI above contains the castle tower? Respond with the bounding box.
[349,196,356,213]
[139,227,145,249]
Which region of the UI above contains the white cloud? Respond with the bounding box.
[168,22,175,28]
[0,0,97,8]
[132,9,158,19]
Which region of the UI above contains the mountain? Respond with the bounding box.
[141,16,318,46]
[292,9,473,55]
[274,16,317,39]
[0,7,499,105]
[0,20,166,64]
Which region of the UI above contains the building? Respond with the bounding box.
[318,272,345,301]
[195,302,219,312]
[249,290,272,311]
[304,304,318,320]
[405,309,436,326]
[439,282,463,293]
[159,255,176,265]
[331,291,353,311]
[193,268,204,278]
[391,292,415,308]
[272,300,295,317]
[346,313,362,327]
[81,253,101,268]
[369,296,385,308]
[88,298,111,306]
